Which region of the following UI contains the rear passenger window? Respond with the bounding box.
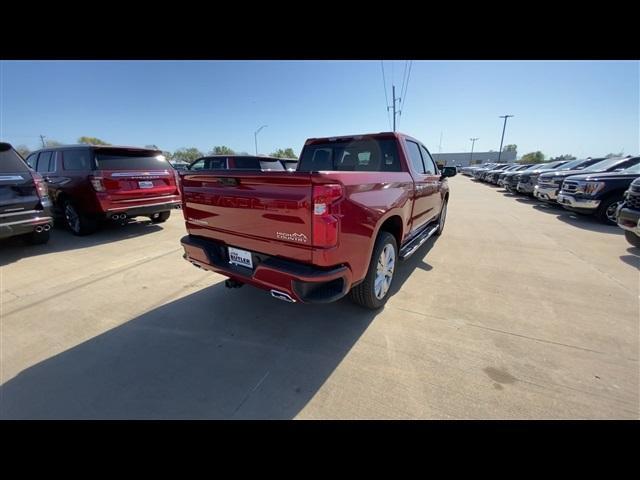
[63,150,92,170]
[36,151,53,173]
[405,141,425,174]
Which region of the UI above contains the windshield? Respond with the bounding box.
[558,159,583,170]
[580,157,626,173]
[620,163,640,174]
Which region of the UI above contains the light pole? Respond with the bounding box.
[254,125,267,155]
[497,115,514,163]
[469,137,479,165]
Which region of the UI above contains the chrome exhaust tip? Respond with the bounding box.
[43,224,51,231]
[35,225,44,233]
[270,290,296,303]
[119,214,127,220]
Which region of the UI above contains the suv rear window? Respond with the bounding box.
[298,139,401,172]
[0,144,30,173]
[95,149,171,170]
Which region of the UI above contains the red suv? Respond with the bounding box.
[26,145,181,235]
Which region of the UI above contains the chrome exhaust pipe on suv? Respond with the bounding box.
[34,225,44,233]
[42,224,51,231]
[270,290,296,303]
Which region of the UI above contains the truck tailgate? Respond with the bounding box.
[181,171,314,262]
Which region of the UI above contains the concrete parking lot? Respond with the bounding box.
[0,176,638,419]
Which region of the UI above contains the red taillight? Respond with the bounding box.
[89,174,106,192]
[312,183,343,247]
[172,168,182,193]
[30,172,49,199]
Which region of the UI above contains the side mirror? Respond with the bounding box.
[441,166,457,178]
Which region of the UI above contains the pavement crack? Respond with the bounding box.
[232,370,270,417]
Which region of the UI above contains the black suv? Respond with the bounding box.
[616,176,640,247]
[0,142,53,244]
[557,159,640,224]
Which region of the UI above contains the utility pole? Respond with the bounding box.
[469,137,479,165]
[254,125,267,155]
[387,85,400,132]
[497,115,514,163]
[39,135,46,148]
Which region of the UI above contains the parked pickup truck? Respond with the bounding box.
[557,160,640,224]
[617,177,640,248]
[180,132,456,309]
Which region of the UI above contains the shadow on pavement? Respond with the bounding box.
[0,219,164,266]
[0,234,440,419]
[619,255,639,269]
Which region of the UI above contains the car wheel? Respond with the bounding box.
[625,230,640,248]
[349,231,397,310]
[435,199,448,236]
[596,195,624,225]
[24,229,50,245]
[63,199,97,236]
[149,211,171,223]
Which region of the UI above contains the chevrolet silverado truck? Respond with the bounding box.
[557,160,640,224]
[180,132,456,309]
[617,177,640,248]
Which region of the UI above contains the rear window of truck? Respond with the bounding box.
[0,144,30,173]
[298,139,401,172]
[95,150,171,170]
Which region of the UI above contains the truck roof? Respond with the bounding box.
[32,144,160,152]
[304,131,413,145]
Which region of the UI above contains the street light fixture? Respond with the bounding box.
[497,115,514,163]
[254,125,268,155]
[469,137,479,165]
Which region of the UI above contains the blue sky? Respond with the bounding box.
[1,60,638,158]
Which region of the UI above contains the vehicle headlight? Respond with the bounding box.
[580,181,605,196]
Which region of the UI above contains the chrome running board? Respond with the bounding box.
[399,224,439,260]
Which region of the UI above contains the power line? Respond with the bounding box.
[397,61,413,129]
[380,61,392,130]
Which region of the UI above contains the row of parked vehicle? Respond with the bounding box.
[0,141,298,243]
[460,156,640,248]
[2,132,456,309]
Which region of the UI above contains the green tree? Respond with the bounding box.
[172,147,203,163]
[503,144,517,152]
[78,136,110,145]
[549,154,576,162]
[518,151,545,164]
[145,144,160,150]
[605,152,624,158]
[209,145,235,155]
[45,139,63,147]
[270,148,297,159]
[15,145,31,158]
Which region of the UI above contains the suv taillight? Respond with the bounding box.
[312,183,343,247]
[30,172,49,200]
[89,174,106,192]
[172,168,182,193]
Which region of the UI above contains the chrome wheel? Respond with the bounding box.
[64,203,80,233]
[374,244,395,300]
[605,200,623,224]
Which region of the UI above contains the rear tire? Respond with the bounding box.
[149,211,171,223]
[595,194,624,225]
[63,199,98,236]
[625,230,640,248]
[24,230,50,245]
[435,199,448,236]
[349,231,397,310]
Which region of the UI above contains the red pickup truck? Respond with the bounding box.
[180,132,456,309]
